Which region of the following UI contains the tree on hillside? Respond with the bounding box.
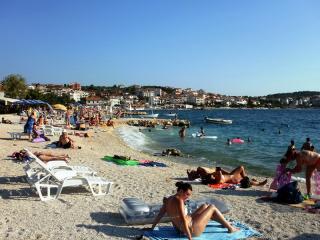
[2,74,27,98]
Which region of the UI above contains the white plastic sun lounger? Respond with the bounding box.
[24,149,97,177]
[8,132,27,140]
[24,149,113,201]
[40,125,63,136]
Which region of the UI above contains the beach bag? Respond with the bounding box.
[276,181,303,204]
[270,164,292,190]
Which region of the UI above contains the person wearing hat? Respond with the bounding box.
[58,130,76,149]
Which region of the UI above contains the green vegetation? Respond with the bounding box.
[1,74,27,98]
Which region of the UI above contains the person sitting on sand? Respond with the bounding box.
[58,130,76,149]
[37,114,44,126]
[106,118,115,128]
[282,146,320,197]
[150,182,238,239]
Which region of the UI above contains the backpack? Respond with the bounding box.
[276,181,303,204]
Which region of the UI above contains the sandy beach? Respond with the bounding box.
[0,114,319,240]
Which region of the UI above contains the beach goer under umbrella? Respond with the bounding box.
[24,111,37,141]
[150,182,238,239]
[283,147,320,197]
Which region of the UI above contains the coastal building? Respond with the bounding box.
[187,95,205,106]
[85,96,105,106]
[70,82,81,91]
[310,96,320,107]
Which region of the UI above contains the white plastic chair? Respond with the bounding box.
[23,149,113,201]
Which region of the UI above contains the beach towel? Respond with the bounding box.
[209,183,237,190]
[143,220,261,240]
[102,156,139,166]
[138,160,167,167]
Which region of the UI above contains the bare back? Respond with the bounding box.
[298,150,320,166]
[164,196,192,231]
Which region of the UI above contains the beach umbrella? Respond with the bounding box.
[53,104,67,111]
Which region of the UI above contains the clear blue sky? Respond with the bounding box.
[0,0,319,96]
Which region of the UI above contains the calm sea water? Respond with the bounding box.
[117,109,320,176]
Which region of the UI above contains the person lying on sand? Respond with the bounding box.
[2,117,12,124]
[187,167,216,180]
[188,166,267,187]
[150,182,238,239]
[33,151,70,162]
[207,166,267,187]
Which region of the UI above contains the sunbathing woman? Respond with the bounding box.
[187,167,216,180]
[58,130,76,149]
[151,182,238,239]
[209,166,267,187]
[33,151,70,162]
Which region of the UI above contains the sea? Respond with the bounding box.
[117,109,320,176]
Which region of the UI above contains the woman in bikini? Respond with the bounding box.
[58,131,75,149]
[151,182,238,239]
[28,151,70,162]
[212,166,267,186]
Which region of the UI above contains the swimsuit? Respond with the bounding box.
[173,204,193,235]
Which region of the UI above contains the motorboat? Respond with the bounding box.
[164,112,177,117]
[204,117,232,124]
[143,113,159,118]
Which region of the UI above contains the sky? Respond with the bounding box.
[0,0,319,96]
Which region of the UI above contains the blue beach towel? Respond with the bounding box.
[139,161,167,167]
[144,220,261,240]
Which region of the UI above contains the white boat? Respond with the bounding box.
[204,117,232,124]
[192,133,218,139]
[164,113,177,117]
[143,113,159,118]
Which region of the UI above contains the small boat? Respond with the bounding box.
[192,133,218,139]
[164,113,177,117]
[143,113,159,118]
[204,117,232,124]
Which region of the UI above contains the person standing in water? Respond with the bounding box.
[301,137,313,151]
[179,126,186,138]
[198,126,205,137]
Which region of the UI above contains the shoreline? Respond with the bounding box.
[0,114,319,239]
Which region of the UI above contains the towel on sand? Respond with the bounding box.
[209,183,237,190]
[143,220,261,240]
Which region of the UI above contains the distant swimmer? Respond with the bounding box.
[261,128,265,132]
[198,126,205,137]
[301,137,313,151]
[247,137,252,143]
[179,126,186,138]
[226,138,232,145]
[288,140,295,151]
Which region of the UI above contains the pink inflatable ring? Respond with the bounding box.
[231,138,244,144]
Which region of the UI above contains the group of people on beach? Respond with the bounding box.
[150,136,320,239]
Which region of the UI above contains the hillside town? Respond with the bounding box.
[1,78,320,111]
